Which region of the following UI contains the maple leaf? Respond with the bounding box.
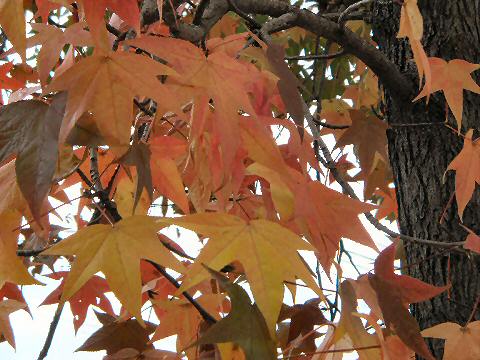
[248,163,377,271]
[410,39,431,94]
[0,210,39,289]
[413,58,480,130]
[192,269,277,360]
[47,51,177,145]
[104,348,180,360]
[0,62,24,102]
[0,299,26,349]
[422,321,480,360]
[0,159,27,215]
[79,0,140,51]
[334,281,381,360]
[28,22,92,85]
[343,71,379,109]
[266,43,304,136]
[328,154,356,184]
[41,272,114,332]
[374,188,398,222]
[373,241,449,305]
[34,0,70,22]
[447,129,480,219]
[0,94,66,220]
[0,283,27,303]
[113,176,151,216]
[157,213,321,333]
[397,0,423,40]
[0,0,26,60]
[124,36,259,165]
[278,298,327,353]
[320,99,352,139]
[151,294,223,359]
[367,242,449,360]
[354,155,392,199]
[77,311,155,355]
[335,109,388,176]
[42,215,184,324]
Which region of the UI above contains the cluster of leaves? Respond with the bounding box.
[0,0,478,359]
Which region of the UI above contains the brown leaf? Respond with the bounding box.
[368,274,434,360]
[335,109,388,176]
[76,311,156,355]
[0,93,66,221]
[266,43,305,138]
[279,298,327,352]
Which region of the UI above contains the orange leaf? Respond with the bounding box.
[47,51,177,145]
[0,0,26,61]
[447,129,480,219]
[41,272,114,332]
[422,321,480,360]
[397,0,423,40]
[413,58,480,130]
[0,299,26,349]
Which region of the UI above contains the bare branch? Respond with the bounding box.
[37,303,64,360]
[285,50,346,61]
[338,0,373,27]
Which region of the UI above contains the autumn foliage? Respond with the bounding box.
[0,0,479,359]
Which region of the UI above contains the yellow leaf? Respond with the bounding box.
[246,163,294,221]
[157,213,321,334]
[43,215,184,325]
[0,210,39,288]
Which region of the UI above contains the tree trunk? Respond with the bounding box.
[371,1,480,358]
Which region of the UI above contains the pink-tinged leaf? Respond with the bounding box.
[41,272,114,332]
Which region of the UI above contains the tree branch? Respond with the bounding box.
[141,0,414,102]
[285,50,346,61]
[37,303,64,360]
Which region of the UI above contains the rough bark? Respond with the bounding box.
[372,1,480,358]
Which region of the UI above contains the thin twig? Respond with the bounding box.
[161,240,195,261]
[285,50,346,61]
[280,344,381,358]
[338,0,373,27]
[315,120,350,130]
[227,0,262,30]
[466,294,480,325]
[37,303,64,360]
[89,146,103,193]
[340,240,361,276]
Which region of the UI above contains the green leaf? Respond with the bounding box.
[191,268,277,360]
